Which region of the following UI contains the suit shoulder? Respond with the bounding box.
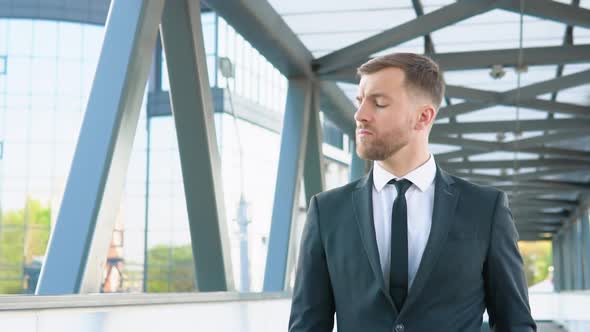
[448,173,503,200]
[313,178,361,204]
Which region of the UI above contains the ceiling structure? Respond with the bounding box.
[260,0,590,241]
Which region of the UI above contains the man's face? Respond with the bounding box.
[354,67,418,161]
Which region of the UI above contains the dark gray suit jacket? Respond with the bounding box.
[289,165,536,332]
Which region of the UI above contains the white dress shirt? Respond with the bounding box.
[372,154,436,291]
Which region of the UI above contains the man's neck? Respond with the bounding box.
[377,148,430,178]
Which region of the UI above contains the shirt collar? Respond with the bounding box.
[372,154,436,193]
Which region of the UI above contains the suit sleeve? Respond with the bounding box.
[288,195,335,332]
[483,191,536,332]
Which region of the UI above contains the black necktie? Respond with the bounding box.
[388,178,412,310]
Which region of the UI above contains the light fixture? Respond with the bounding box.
[218,56,235,79]
[489,64,506,79]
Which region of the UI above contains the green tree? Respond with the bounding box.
[0,198,52,293]
[519,241,553,287]
[146,244,195,292]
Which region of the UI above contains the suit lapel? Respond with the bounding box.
[352,171,397,312]
[403,165,459,311]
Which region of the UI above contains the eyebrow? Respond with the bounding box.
[356,93,391,101]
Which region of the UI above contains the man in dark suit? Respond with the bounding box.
[289,53,536,332]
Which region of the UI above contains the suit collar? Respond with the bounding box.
[352,171,397,312]
[403,164,459,312]
[372,155,437,193]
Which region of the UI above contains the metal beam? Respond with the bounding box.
[303,84,325,202]
[573,220,584,289]
[510,131,588,148]
[519,233,554,241]
[533,179,590,191]
[512,205,570,213]
[433,136,590,161]
[205,0,355,136]
[319,82,356,137]
[581,209,590,289]
[508,192,575,201]
[314,0,499,74]
[160,0,234,292]
[434,44,590,71]
[456,168,588,182]
[514,217,565,223]
[37,0,164,294]
[297,84,326,293]
[511,202,575,210]
[516,225,560,232]
[321,44,590,82]
[456,167,588,183]
[495,181,590,192]
[517,99,589,117]
[503,69,590,102]
[511,198,579,208]
[350,141,368,182]
[410,0,436,54]
[440,99,589,119]
[551,234,563,292]
[515,220,564,227]
[499,0,590,29]
[499,187,581,195]
[440,70,590,119]
[440,158,590,170]
[203,0,311,78]
[445,71,590,103]
[264,79,312,291]
[432,119,590,136]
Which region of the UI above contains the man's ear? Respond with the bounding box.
[415,104,436,130]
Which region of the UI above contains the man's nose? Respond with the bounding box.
[354,102,371,123]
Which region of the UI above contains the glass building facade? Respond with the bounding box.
[0,11,351,294]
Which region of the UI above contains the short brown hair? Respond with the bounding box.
[357,53,445,108]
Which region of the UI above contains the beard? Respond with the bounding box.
[356,130,408,161]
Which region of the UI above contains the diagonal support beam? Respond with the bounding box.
[511,198,579,208]
[510,131,588,148]
[410,0,436,54]
[513,211,570,220]
[314,0,500,74]
[319,81,356,136]
[160,0,234,291]
[440,69,590,119]
[517,225,561,232]
[350,141,368,181]
[502,69,590,102]
[440,158,590,170]
[431,119,590,136]
[203,0,312,78]
[321,44,590,82]
[205,0,355,137]
[515,219,564,224]
[499,0,590,29]
[37,0,165,294]
[434,44,590,71]
[264,79,313,291]
[432,136,590,161]
[303,84,326,206]
[455,167,587,183]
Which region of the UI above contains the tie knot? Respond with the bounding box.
[388,178,412,195]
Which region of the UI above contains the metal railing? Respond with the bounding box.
[1,291,589,332]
